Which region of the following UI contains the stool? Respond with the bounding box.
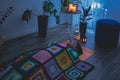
[95,19,120,48]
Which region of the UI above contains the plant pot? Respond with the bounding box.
[79,22,87,36]
[38,15,48,37]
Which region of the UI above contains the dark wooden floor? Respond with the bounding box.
[0,24,120,80]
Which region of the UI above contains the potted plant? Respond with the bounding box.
[38,0,59,37]
[21,9,32,24]
[80,5,92,38]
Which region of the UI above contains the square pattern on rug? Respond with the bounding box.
[28,66,49,80]
[65,67,85,80]
[55,50,73,70]
[1,69,23,80]
[46,45,63,55]
[17,58,40,74]
[32,50,52,63]
[55,73,69,80]
[67,48,79,63]
[44,58,62,80]
[57,43,67,48]
[75,61,94,72]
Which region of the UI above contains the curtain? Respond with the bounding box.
[79,0,108,31]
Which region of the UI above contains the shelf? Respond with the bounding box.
[62,10,81,14]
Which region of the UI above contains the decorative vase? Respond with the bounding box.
[38,15,48,37]
[79,22,87,43]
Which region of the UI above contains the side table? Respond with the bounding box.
[62,11,81,40]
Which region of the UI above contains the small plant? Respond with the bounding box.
[80,5,92,23]
[43,0,57,16]
[21,9,32,23]
[43,0,59,24]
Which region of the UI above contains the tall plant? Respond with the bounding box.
[79,5,92,40]
[80,5,92,23]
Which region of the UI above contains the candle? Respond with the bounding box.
[82,36,87,44]
[68,4,77,12]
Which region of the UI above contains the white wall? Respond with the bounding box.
[0,0,68,41]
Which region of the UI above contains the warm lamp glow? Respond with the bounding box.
[82,36,87,44]
[68,4,77,12]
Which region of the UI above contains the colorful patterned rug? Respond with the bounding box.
[0,43,95,80]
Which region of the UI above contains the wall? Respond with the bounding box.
[106,0,120,22]
[0,0,67,41]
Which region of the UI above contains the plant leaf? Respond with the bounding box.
[53,9,57,16]
[80,15,84,18]
[88,14,92,16]
[81,5,92,22]
[82,6,85,12]
[86,18,93,20]
[80,18,85,22]
[21,9,32,23]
